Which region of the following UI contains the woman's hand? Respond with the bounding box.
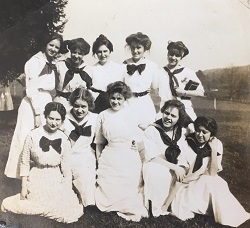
[20,186,28,200]
[174,166,186,182]
[175,88,187,97]
[34,115,41,128]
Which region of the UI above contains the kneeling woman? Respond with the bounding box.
[95,81,148,222]
[63,87,97,207]
[170,117,250,227]
[1,102,83,223]
[143,100,191,217]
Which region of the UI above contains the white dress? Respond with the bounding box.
[123,58,159,125]
[89,60,125,113]
[142,124,188,217]
[63,111,98,207]
[55,59,92,111]
[158,66,204,120]
[94,107,148,222]
[171,137,250,227]
[1,127,83,223]
[5,52,56,178]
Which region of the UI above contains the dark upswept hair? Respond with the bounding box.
[194,116,218,136]
[167,40,189,58]
[107,81,132,100]
[60,38,90,56]
[125,32,152,51]
[160,100,192,128]
[92,34,113,55]
[44,102,66,121]
[68,87,95,111]
[42,32,63,53]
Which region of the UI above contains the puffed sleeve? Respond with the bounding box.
[20,133,33,177]
[216,139,223,172]
[94,113,107,144]
[143,126,162,162]
[60,137,72,181]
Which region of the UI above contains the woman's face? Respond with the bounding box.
[45,39,61,60]
[72,99,89,121]
[195,126,212,144]
[130,41,145,62]
[96,45,111,65]
[167,49,183,68]
[162,106,179,130]
[71,48,84,66]
[109,92,125,111]
[45,110,63,133]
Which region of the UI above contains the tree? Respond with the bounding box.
[224,66,240,101]
[0,0,68,86]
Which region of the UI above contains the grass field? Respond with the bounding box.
[0,96,249,228]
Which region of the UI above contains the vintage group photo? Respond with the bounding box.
[0,0,250,227]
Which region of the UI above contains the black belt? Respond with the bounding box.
[133,90,149,97]
[181,96,191,100]
[56,90,71,100]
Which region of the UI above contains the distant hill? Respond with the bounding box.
[196,65,250,102]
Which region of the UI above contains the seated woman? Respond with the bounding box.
[89,34,125,113]
[158,41,204,121]
[1,102,83,223]
[54,38,92,111]
[142,100,191,217]
[63,87,97,207]
[95,81,148,222]
[170,117,250,227]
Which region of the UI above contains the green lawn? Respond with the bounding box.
[0,96,249,228]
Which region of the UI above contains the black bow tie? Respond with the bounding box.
[39,136,62,153]
[69,119,92,142]
[127,64,146,75]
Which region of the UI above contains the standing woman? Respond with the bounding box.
[5,33,63,179]
[54,38,92,111]
[63,87,97,207]
[170,117,250,227]
[95,81,148,222]
[1,102,83,223]
[90,34,125,113]
[142,100,191,217]
[158,41,204,121]
[123,32,159,127]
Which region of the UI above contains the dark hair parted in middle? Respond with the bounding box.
[194,116,218,136]
[107,81,132,100]
[42,32,64,53]
[125,32,152,51]
[92,34,113,55]
[44,102,67,121]
[68,87,95,111]
[61,38,90,55]
[160,100,192,128]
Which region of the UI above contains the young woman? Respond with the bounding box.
[63,87,97,207]
[1,102,83,223]
[5,33,63,179]
[95,81,148,222]
[89,34,125,113]
[54,38,92,111]
[158,41,204,121]
[170,117,250,227]
[142,100,191,217]
[123,32,159,127]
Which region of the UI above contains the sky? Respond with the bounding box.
[63,0,250,71]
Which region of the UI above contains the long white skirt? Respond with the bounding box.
[171,175,250,227]
[95,142,148,222]
[143,161,174,217]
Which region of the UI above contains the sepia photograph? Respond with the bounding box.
[0,0,250,227]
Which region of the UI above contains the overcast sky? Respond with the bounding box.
[63,0,250,71]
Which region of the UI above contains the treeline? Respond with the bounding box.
[0,0,68,86]
[196,65,250,102]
